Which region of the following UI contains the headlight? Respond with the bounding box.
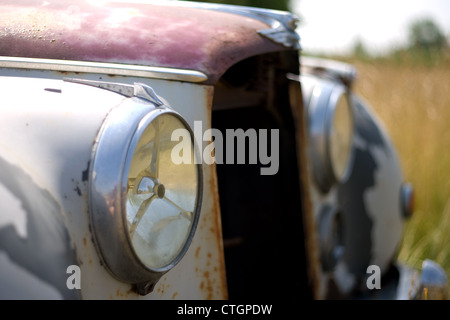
[89,92,202,295]
[308,82,355,193]
[329,93,354,183]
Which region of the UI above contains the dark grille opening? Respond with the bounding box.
[211,53,312,299]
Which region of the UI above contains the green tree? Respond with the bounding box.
[180,0,291,11]
[407,17,448,65]
[352,37,370,60]
[408,17,447,51]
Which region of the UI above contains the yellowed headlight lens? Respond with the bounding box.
[126,113,198,269]
[329,93,354,182]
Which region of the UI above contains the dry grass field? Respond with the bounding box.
[350,57,450,284]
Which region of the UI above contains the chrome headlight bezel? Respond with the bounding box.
[308,81,355,193]
[88,96,202,294]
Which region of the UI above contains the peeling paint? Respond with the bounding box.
[0,156,79,299]
[81,161,89,182]
[0,182,28,239]
[0,251,63,299]
[338,97,403,278]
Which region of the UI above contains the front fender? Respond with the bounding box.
[335,95,405,291]
[299,58,411,298]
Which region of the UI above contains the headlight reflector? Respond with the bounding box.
[126,113,198,269]
[329,92,354,184]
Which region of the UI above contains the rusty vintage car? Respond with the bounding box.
[0,0,447,300]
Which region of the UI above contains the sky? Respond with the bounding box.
[290,0,450,55]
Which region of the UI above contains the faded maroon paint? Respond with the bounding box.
[0,1,288,84]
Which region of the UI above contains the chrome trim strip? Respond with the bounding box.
[63,78,165,106]
[301,56,357,87]
[210,5,301,49]
[0,56,208,83]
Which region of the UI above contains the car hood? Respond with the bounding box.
[0,0,300,84]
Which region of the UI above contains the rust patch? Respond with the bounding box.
[178,104,228,299]
[115,288,129,298]
[202,271,214,300]
[195,246,201,259]
[205,86,215,113]
[208,165,228,299]
[156,277,168,295]
[206,252,212,267]
[172,292,178,300]
[115,286,134,298]
[158,285,165,295]
[83,237,87,247]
